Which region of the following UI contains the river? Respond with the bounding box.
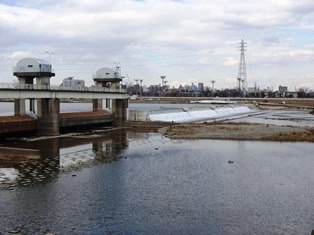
[0,102,314,234]
[0,129,314,234]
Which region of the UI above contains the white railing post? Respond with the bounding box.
[0,82,127,93]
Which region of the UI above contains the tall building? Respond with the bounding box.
[198,83,204,91]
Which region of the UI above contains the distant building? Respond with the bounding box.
[279,85,288,94]
[247,87,256,93]
[60,77,85,88]
[198,83,204,91]
[148,85,160,96]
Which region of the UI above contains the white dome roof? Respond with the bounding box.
[17,57,50,66]
[94,67,117,79]
[14,57,52,74]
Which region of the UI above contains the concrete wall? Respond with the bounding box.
[60,113,114,128]
[128,110,148,121]
[0,117,38,136]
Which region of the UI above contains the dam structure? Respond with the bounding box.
[129,105,257,123]
[0,58,129,136]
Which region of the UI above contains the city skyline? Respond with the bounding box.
[1,0,314,90]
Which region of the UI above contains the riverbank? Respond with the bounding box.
[160,122,314,142]
[122,121,314,142]
[127,99,314,142]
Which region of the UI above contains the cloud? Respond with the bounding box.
[7,51,31,60]
[0,0,314,89]
[223,57,238,66]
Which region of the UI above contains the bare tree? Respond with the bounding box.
[297,87,310,98]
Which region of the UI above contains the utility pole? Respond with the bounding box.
[139,79,143,98]
[114,62,121,78]
[237,39,248,96]
[134,79,139,96]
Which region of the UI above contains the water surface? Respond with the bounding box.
[0,131,314,234]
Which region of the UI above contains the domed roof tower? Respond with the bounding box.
[93,67,122,86]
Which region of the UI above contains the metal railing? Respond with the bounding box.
[0,83,127,93]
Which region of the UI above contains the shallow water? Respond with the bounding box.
[1,130,314,234]
[232,110,314,127]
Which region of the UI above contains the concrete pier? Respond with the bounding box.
[112,99,129,120]
[37,98,60,136]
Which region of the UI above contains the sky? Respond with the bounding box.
[1,0,314,90]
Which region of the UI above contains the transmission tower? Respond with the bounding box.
[237,39,248,94]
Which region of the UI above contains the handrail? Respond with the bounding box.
[0,83,127,93]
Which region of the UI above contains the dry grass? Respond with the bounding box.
[262,128,314,142]
[164,123,314,142]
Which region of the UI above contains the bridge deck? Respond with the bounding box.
[0,83,129,99]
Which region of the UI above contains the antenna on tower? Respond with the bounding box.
[237,39,248,95]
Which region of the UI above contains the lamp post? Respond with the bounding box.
[46,51,54,64]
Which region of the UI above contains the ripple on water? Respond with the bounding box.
[1,134,314,234]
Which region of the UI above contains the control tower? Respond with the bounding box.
[13,57,59,135]
[93,67,128,120]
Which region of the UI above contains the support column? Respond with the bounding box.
[36,77,50,115]
[37,98,60,136]
[14,99,26,116]
[14,77,34,115]
[92,99,103,111]
[92,82,104,111]
[112,99,129,121]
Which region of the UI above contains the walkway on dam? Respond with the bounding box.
[0,83,128,99]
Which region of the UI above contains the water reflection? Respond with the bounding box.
[0,130,129,190]
[0,132,314,234]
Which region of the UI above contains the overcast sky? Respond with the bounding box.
[1,0,314,90]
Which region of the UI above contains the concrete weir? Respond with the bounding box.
[128,106,254,123]
[148,106,252,123]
